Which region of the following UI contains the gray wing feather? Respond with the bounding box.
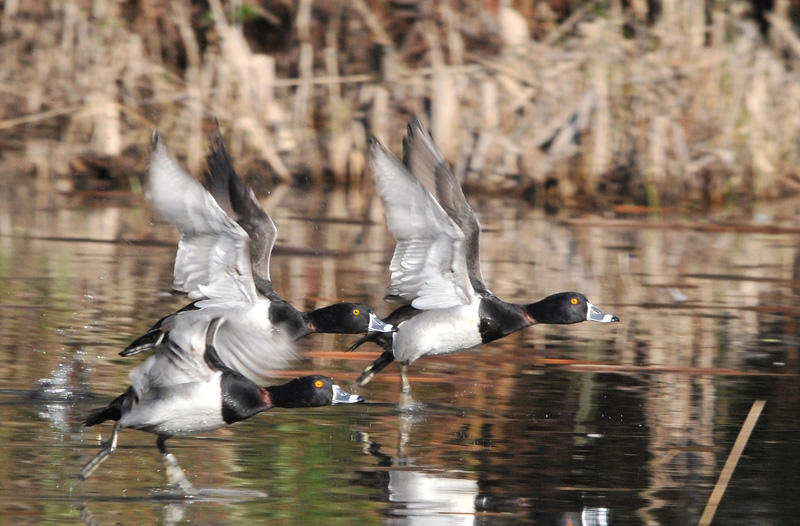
[148,132,257,303]
[204,130,277,292]
[161,301,298,384]
[369,136,475,310]
[402,118,488,294]
[129,339,212,395]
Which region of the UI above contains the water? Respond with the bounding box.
[1,185,799,525]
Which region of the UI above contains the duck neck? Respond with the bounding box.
[264,381,308,408]
[267,298,312,339]
[478,298,535,344]
[523,296,567,324]
[220,372,273,424]
[305,304,347,334]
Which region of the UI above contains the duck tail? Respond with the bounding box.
[356,350,395,386]
[119,329,163,356]
[347,335,370,351]
[84,388,133,426]
[348,331,393,352]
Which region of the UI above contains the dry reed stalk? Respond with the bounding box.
[0,106,82,131]
[324,12,352,185]
[2,1,800,204]
[425,20,458,162]
[2,0,18,18]
[172,2,200,70]
[698,399,767,526]
[183,67,205,174]
[589,53,611,188]
[352,0,393,47]
[370,84,390,146]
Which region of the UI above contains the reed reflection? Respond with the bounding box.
[2,184,799,523]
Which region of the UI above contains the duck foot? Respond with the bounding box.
[78,421,121,480]
[161,452,197,495]
[397,364,426,412]
[156,436,267,499]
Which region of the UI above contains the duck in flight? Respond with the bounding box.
[79,317,363,491]
[121,129,394,374]
[350,118,619,392]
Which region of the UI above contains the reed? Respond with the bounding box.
[1,1,799,206]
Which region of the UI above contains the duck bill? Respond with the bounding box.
[331,383,364,404]
[586,302,620,323]
[367,312,394,334]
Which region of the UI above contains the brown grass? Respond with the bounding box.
[2,0,800,206]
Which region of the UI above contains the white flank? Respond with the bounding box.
[120,372,226,436]
[392,302,482,364]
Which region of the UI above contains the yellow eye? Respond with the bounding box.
[314,380,324,388]
[352,308,360,316]
[570,297,579,305]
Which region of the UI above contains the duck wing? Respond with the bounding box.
[148,131,257,303]
[129,335,216,396]
[368,135,476,310]
[152,305,297,386]
[204,128,278,297]
[402,117,488,295]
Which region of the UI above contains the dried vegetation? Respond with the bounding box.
[2,0,800,207]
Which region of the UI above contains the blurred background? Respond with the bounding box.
[2,1,800,525]
[3,0,800,206]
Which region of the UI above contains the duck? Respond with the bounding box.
[121,129,394,374]
[79,317,363,490]
[350,118,619,392]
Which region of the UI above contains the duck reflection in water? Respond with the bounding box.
[355,415,479,526]
[355,409,612,526]
[351,118,619,397]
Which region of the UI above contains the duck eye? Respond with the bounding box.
[314,380,324,388]
[352,308,360,316]
[570,297,579,305]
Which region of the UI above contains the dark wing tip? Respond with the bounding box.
[367,134,389,158]
[151,129,160,149]
[407,115,426,136]
[209,120,226,154]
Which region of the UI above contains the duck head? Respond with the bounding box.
[526,292,619,324]
[306,302,394,335]
[266,375,364,408]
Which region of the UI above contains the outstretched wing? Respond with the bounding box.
[148,131,257,304]
[204,128,278,296]
[368,135,476,310]
[402,118,487,294]
[156,301,298,385]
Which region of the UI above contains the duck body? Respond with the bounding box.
[354,118,619,387]
[390,302,482,364]
[85,318,274,439]
[118,374,227,436]
[396,291,612,362]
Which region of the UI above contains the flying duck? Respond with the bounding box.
[121,130,393,371]
[79,317,363,491]
[351,118,619,392]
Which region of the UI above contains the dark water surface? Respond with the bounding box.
[1,185,799,525]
